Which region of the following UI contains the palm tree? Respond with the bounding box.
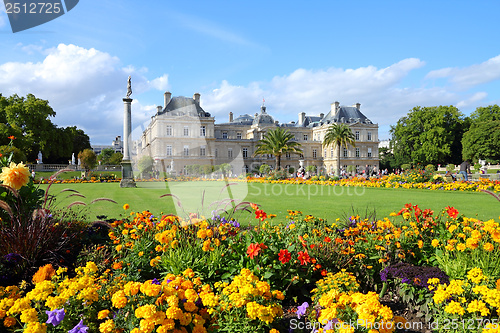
[323,123,356,177]
[253,127,302,170]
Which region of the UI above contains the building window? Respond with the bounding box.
[237,132,242,139]
[367,132,372,141]
[330,148,334,158]
[215,148,218,158]
[300,154,304,159]
[355,131,360,141]
[228,148,233,158]
[200,126,206,137]
[343,148,348,157]
[324,149,327,158]
[286,152,291,160]
[166,145,172,156]
[242,148,248,158]
[355,148,360,157]
[222,132,228,139]
[312,149,317,159]
[200,146,206,156]
[183,126,189,137]
[166,125,172,136]
[367,147,372,157]
[303,134,308,141]
[183,146,189,156]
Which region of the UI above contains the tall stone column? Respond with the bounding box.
[120,96,136,187]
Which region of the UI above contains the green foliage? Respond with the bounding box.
[0,145,26,163]
[108,152,123,165]
[401,163,411,171]
[379,147,396,170]
[446,164,455,172]
[97,148,115,165]
[259,164,271,175]
[390,106,467,166]
[78,149,97,172]
[305,165,317,173]
[254,127,302,169]
[137,155,154,175]
[462,119,500,163]
[425,164,435,172]
[0,94,90,163]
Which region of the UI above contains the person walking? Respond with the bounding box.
[459,160,471,181]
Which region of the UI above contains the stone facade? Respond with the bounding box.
[139,93,379,175]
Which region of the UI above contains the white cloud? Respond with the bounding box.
[0,43,168,144]
[426,55,500,89]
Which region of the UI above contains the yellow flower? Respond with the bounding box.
[0,162,30,190]
[99,319,115,333]
[431,239,440,247]
[98,310,110,320]
[32,264,56,284]
[123,203,130,210]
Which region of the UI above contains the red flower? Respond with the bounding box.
[247,243,261,259]
[8,136,15,140]
[446,206,459,219]
[297,250,311,265]
[278,249,291,264]
[255,209,267,221]
[320,269,328,276]
[324,236,331,243]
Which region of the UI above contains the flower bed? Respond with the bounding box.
[1,202,500,332]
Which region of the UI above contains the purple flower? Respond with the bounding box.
[68,319,89,333]
[296,302,309,319]
[152,278,161,285]
[46,308,65,326]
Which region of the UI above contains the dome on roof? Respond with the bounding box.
[252,106,275,125]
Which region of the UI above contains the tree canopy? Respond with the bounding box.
[253,127,302,170]
[462,105,500,163]
[390,106,467,166]
[0,93,91,163]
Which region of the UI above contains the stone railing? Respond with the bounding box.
[27,164,121,172]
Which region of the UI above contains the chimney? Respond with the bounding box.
[331,101,340,112]
[164,92,171,108]
[319,113,324,119]
[156,106,162,113]
[355,103,361,110]
[298,112,306,125]
[229,112,233,122]
[193,93,200,104]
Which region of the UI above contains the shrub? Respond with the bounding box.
[446,164,456,172]
[401,163,411,170]
[425,164,435,172]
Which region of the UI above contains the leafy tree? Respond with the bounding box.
[0,145,26,163]
[97,148,115,165]
[138,155,154,176]
[462,120,500,163]
[323,123,356,177]
[378,147,396,171]
[0,94,91,163]
[390,106,466,166]
[108,152,123,165]
[462,105,500,163]
[78,149,97,174]
[253,127,302,170]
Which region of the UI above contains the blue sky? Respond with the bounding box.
[1,0,500,144]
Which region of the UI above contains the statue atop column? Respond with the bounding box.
[126,75,132,98]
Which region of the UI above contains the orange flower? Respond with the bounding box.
[32,264,56,283]
[123,204,130,210]
[297,250,311,265]
[0,162,30,189]
[324,236,331,243]
[255,209,267,221]
[246,243,261,259]
[446,206,459,219]
[8,136,15,140]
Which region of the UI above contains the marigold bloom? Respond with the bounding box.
[32,264,56,284]
[123,204,130,210]
[0,162,30,190]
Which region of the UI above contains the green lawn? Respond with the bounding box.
[39,181,500,224]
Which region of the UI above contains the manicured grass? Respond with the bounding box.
[34,170,121,180]
[40,181,500,224]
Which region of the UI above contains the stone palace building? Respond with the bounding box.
[139,92,379,176]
